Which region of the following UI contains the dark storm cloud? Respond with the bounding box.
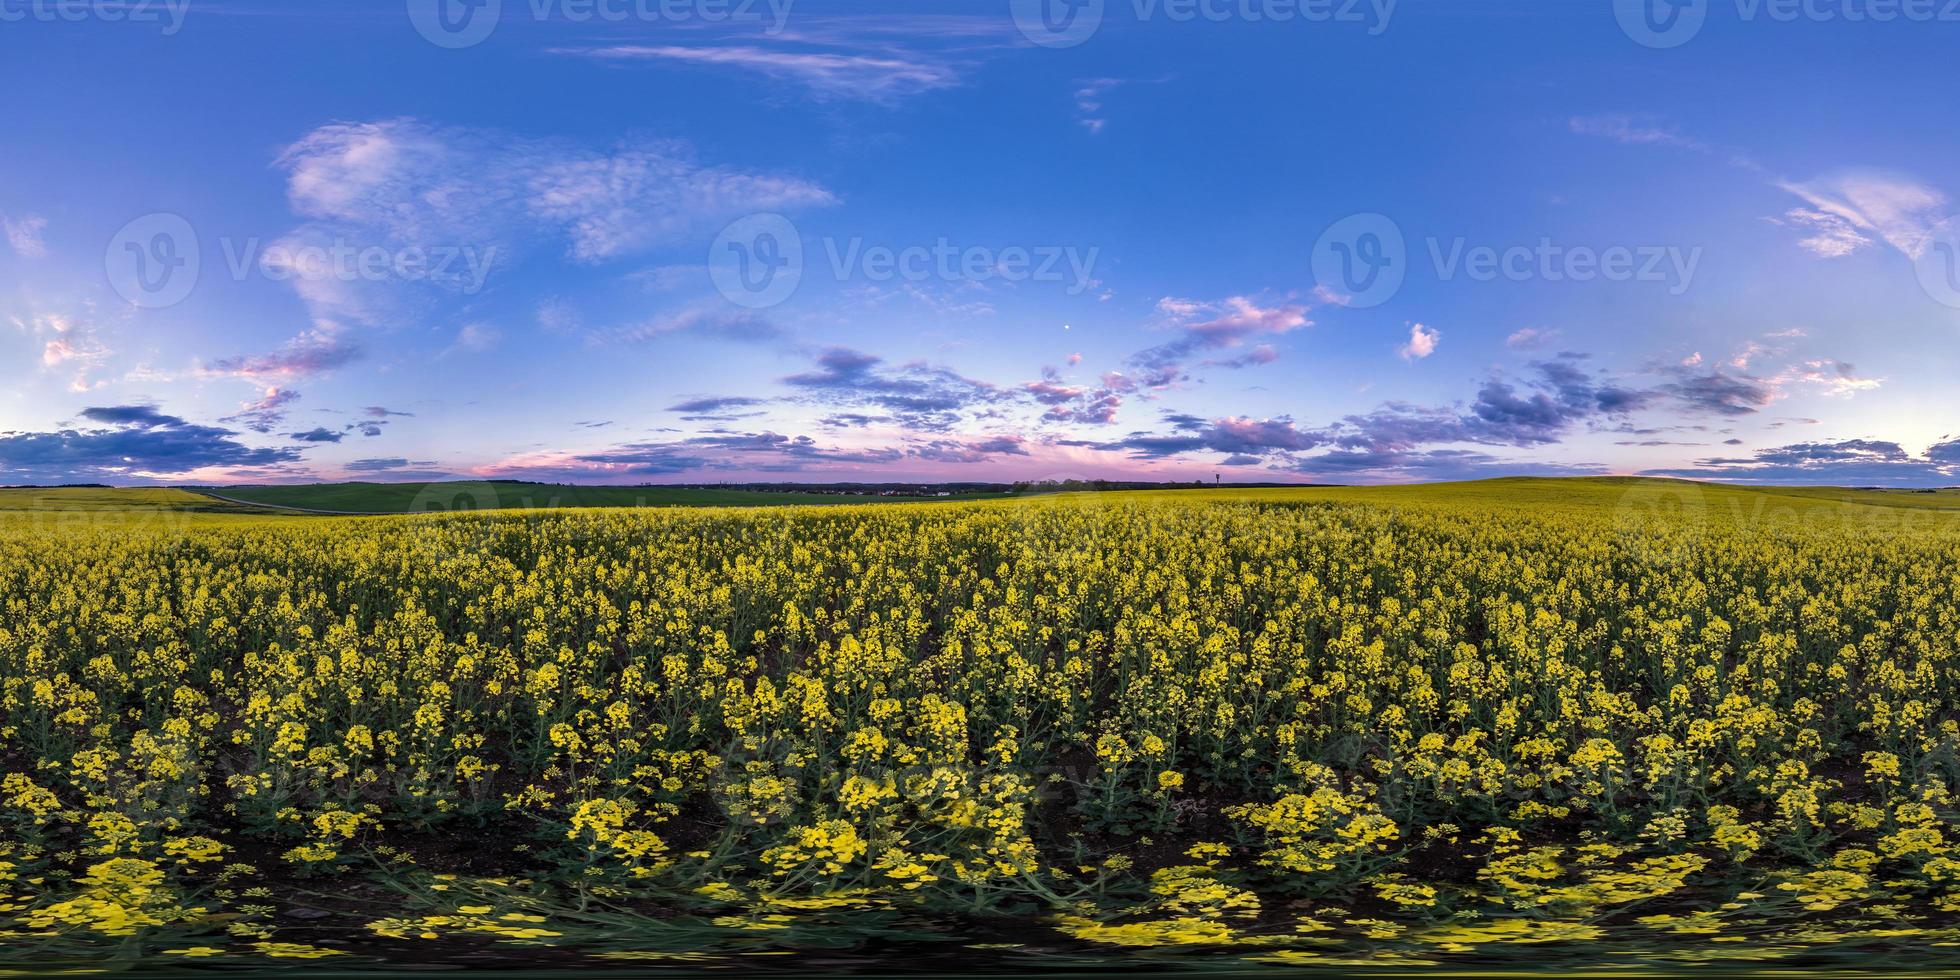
[0,405,305,482]
[1642,438,1959,487]
[781,346,1006,432]
[1660,370,1775,417]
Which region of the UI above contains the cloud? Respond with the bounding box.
[3,213,47,258]
[271,119,834,322]
[1202,345,1279,370]
[342,457,450,480]
[908,434,1030,463]
[525,139,836,261]
[363,406,413,418]
[599,304,782,345]
[1024,366,1125,426]
[202,329,363,381]
[1506,327,1557,350]
[577,431,899,475]
[497,419,1039,481]
[79,405,179,427]
[1288,448,1608,483]
[1130,296,1313,387]
[1096,414,1326,460]
[1568,114,1707,152]
[443,322,501,356]
[1773,359,1882,397]
[1776,171,1948,260]
[555,45,959,104]
[1179,296,1311,344]
[1398,322,1439,361]
[13,310,113,391]
[1659,370,1775,417]
[289,427,344,443]
[629,264,707,291]
[0,405,304,483]
[1074,79,1117,134]
[1085,358,1660,472]
[781,346,1006,431]
[1644,438,1959,486]
[668,395,770,414]
[344,457,411,473]
[1779,207,1872,258]
[537,299,583,336]
[1567,117,1949,263]
[221,387,302,433]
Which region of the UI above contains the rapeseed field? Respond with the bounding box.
[3,479,1959,972]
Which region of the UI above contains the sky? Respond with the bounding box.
[2,0,1958,487]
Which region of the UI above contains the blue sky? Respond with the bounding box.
[3,0,1957,486]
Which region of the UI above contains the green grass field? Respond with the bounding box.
[4,477,1955,523]
[0,486,276,516]
[192,480,1010,514]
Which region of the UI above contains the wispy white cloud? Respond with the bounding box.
[200,327,363,381]
[3,213,47,258]
[221,387,302,433]
[1075,78,1119,134]
[1775,171,1948,260]
[1568,114,1949,264]
[557,44,959,104]
[443,322,501,357]
[1568,114,1707,152]
[1505,327,1557,350]
[12,310,113,391]
[270,119,834,323]
[1778,207,1871,258]
[527,139,834,261]
[1771,359,1883,398]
